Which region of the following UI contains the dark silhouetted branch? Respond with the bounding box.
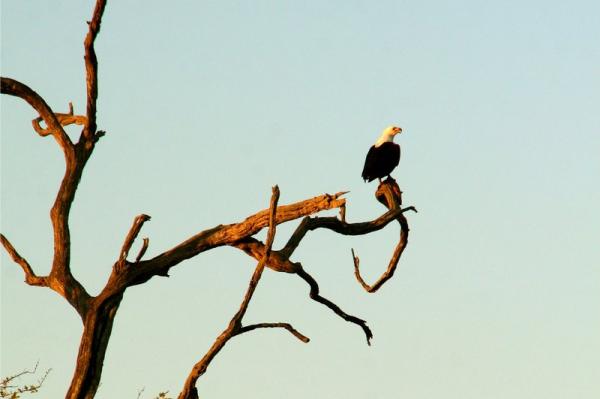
[351,206,417,293]
[296,266,373,345]
[237,323,310,343]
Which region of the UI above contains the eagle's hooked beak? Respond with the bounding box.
[395,127,403,134]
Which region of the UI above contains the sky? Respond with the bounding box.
[1,0,599,398]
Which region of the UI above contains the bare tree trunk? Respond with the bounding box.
[66,295,123,399]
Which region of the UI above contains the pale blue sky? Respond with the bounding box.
[2,1,599,398]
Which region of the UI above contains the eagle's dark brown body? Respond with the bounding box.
[361,142,400,182]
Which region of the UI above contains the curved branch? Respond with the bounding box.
[351,206,417,293]
[32,102,87,136]
[0,77,73,150]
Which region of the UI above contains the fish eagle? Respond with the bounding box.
[361,126,402,182]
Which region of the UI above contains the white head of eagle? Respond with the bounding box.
[361,126,402,182]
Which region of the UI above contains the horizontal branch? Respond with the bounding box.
[123,192,346,287]
[279,206,415,259]
[0,234,48,287]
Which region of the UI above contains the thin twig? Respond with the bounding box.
[237,323,310,343]
[229,186,280,324]
[0,362,52,396]
[135,238,150,263]
[32,102,87,136]
[119,214,151,263]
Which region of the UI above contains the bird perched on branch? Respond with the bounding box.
[361,126,402,182]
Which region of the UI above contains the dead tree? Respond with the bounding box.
[0,1,416,398]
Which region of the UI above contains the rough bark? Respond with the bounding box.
[1,1,416,398]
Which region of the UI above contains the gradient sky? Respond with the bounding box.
[2,1,599,398]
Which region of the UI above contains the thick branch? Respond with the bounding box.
[124,192,346,287]
[0,234,48,287]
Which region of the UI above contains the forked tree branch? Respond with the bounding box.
[231,237,373,342]
[178,186,292,399]
[0,0,107,320]
[119,192,347,287]
[118,214,151,263]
